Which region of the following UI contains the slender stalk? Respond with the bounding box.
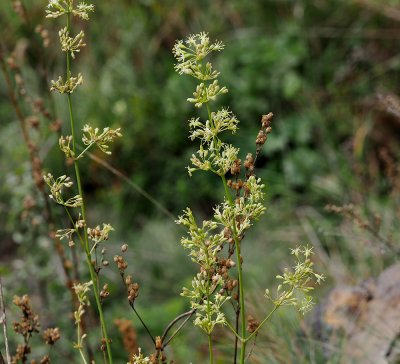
[77,319,88,364]
[75,143,95,160]
[65,14,113,364]
[233,305,239,364]
[161,308,196,346]
[129,303,156,345]
[244,304,279,343]
[0,278,11,364]
[162,311,195,348]
[225,320,242,342]
[208,334,214,364]
[221,174,247,363]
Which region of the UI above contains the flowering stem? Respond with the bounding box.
[66,13,113,364]
[221,174,247,364]
[208,334,214,364]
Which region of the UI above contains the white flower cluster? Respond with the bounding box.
[87,223,114,244]
[189,108,239,143]
[46,0,94,20]
[265,246,325,314]
[59,135,74,158]
[187,80,228,108]
[181,272,229,334]
[188,142,240,177]
[82,124,122,155]
[214,176,266,236]
[127,348,151,364]
[173,33,241,177]
[173,32,224,77]
[50,73,83,94]
[59,27,86,59]
[177,208,225,267]
[48,0,93,93]
[177,209,230,333]
[43,173,82,207]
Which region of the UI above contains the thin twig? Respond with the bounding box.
[129,303,156,345]
[161,308,195,342]
[161,309,196,348]
[233,303,240,364]
[0,277,11,364]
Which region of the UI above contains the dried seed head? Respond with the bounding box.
[43,327,61,345]
[223,227,232,239]
[246,315,259,333]
[226,259,236,268]
[155,336,162,350]
[127,282,140,303]
[256,130,267,145]
[261,112,273,128]
[114,255,128,271]
[244,153,254,170]
[100,284,110,300]
[230,159,241,175]
[226,279,238,291]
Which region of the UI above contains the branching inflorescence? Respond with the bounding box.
[171,32,325,364]
[45,1,121,363]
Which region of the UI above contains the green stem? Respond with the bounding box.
[225,319,242,342]
[77,319,88,364]
[221,174,247,363]
[75,142,94,160]
[244,305,279,343]
[66,14,113,364]
[208,334,214,364]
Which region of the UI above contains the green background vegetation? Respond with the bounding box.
[1,0,399,362]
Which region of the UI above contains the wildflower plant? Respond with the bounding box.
[44,1,120,362]
[36,2,322,361]
[172,32,324,363]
